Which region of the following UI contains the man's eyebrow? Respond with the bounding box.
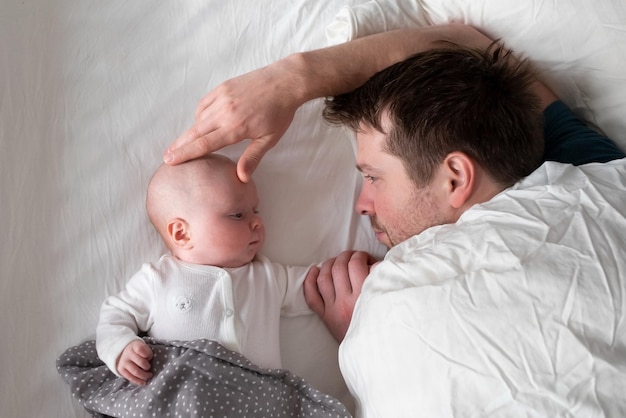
[355,163,380,173]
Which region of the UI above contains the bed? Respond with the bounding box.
[1,0,625,416]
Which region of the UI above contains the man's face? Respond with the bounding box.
[354,121,448,248]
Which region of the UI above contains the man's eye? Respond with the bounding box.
[363,174,377,183]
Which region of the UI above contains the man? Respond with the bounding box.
[307,43,626,417]
[166,24,626,416]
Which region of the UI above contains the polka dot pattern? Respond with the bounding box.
[57,339,352,418]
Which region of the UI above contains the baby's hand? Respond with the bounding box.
[116,340,154,385]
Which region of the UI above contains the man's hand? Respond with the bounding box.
[164,64,302,182]
[116,340,154,386]
[304,251,376,342]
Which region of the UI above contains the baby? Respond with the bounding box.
[96,154,313,385]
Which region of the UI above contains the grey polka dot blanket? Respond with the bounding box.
[57,338,352,418]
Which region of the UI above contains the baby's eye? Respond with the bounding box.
[230,212,244,220]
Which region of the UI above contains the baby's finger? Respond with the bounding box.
[129,352,152,372]
[120,370,144,386]
[120,363,153,386]
[134,341,154,362]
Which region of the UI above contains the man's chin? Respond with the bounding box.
[375,231,392,248]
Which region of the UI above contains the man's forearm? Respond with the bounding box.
[279,24,492,102]
[280,23,557,109]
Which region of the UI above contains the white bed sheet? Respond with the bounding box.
[2,0,626,417]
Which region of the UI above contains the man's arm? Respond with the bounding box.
[165,24,557,181]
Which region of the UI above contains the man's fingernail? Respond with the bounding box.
[163,151,173,163]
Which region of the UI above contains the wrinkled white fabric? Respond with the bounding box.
[340,159,626,418]
[325,1,430,46]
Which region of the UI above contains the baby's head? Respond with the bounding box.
[146,154,264,267]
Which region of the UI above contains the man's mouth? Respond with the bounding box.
[370,217,383,234]
[370,217,391,246]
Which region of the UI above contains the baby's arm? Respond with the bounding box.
[96,263,157,382]
[117,340,154,386]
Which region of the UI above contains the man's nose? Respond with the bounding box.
[355,186,373,215]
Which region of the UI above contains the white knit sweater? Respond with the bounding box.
[96,254,312,374]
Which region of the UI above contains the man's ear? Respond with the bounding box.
[442,152,475,209]
[167,218,192,249]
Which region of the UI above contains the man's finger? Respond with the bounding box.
[167,115,220,154]
[330,251,357,294]
[304,266,324,316]
[194,93,217,121]
[236,138,274,182]
[316,257,337,303]
[164,128,233,165]
[347,251,371,294]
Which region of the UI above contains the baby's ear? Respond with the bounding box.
[167,218,192,248]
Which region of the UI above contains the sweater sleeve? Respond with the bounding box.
[543,100,625,165]
[95,263,158,375]
[269,261,314,317]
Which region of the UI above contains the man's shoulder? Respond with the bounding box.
[517,158,626,188]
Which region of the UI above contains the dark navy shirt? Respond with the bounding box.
[543,100,625,165]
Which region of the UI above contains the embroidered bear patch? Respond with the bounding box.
[174,295,193,312]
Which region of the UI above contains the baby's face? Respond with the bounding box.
[185,173,265,268]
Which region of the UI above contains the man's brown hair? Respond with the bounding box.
[323,42,544,188]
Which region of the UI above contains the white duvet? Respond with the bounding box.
[342,159,626,417]
[1,0,625,416]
